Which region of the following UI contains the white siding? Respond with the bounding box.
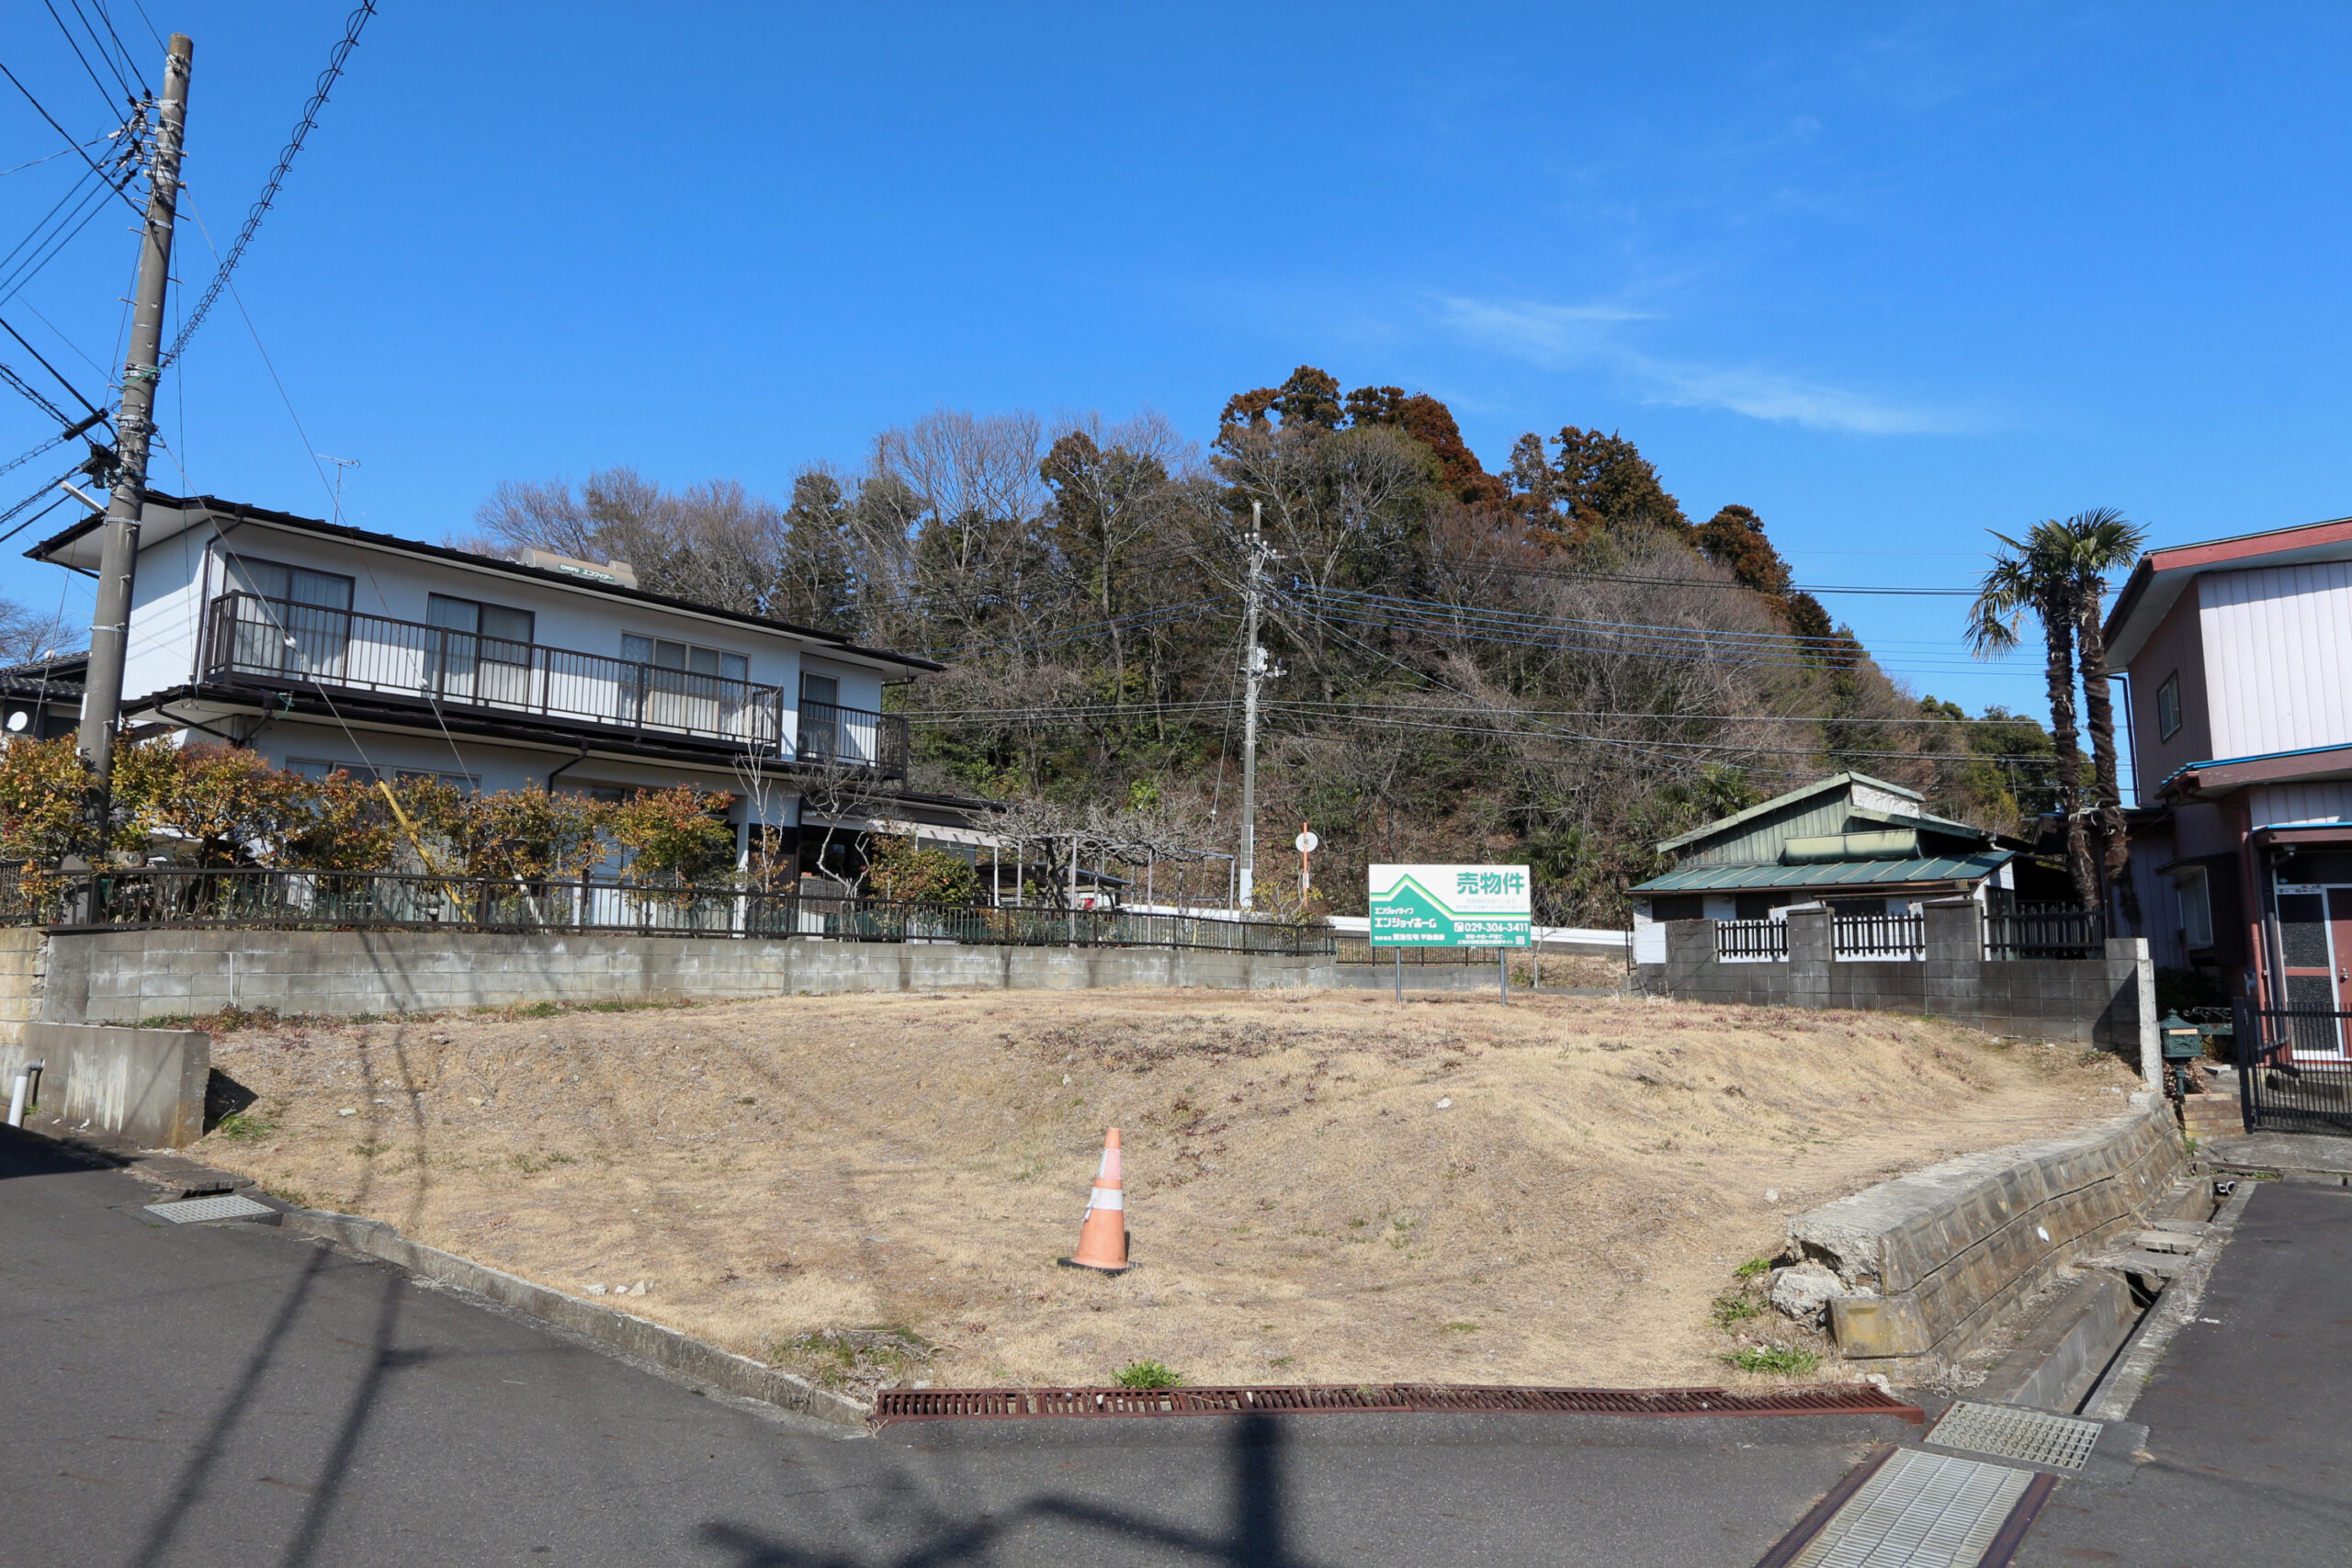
[2199,562,2352,759]
[121,525,209,697]
[2247,782,2352,828]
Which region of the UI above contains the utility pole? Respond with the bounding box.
[78,34,193,795]
[1238,501,1272,911]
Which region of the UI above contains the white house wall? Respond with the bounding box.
[119,523,209,699]
[243,718,797,825]
[2199,561,2352,760]
[123,517,890,731]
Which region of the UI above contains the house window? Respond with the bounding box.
[221,555,354,677]
[286,758,380,784]
[1646,895,1704,922]
[623,635,748,684]
[622,634,751,736]
[427,594,536,705]
[2175,864,2213,949]
[799,672,842,757]
[2155,672,2181,740]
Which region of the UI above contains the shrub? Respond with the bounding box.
[606,784,737,884]
[866,835,978,904]
[1114,1359,1183,1389]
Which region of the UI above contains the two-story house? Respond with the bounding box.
[28,491,947,871]
[2102,515,2352,1028]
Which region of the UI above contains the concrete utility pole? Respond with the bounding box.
[78,34,193,791]
[1237,502,1278,911]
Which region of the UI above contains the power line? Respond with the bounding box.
[0,62,147,218]
[45,0,136,113]
[162,2,379,369]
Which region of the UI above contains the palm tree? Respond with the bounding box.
[1967,511,2147,916]
[2052,509,2148,917]
[1969,524,2096,909]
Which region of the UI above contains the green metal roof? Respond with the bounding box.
[1629,850,2013,895]
[1654,771,1927,853]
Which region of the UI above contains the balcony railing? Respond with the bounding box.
[200,592,905,775]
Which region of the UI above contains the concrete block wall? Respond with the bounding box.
[35,929,1331,1024]
[1791,1103,2185,1371]
[0,926,45,1043]
[1637,900,2149,1050]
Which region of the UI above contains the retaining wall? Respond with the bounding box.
[0,927,44,1043]
[1788,1100,2185,1371]
[36,928,1331,1023]
[1,1021,210,1146]
[1635,900,2152,1051]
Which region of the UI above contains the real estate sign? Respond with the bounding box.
[1368,864,1532,947]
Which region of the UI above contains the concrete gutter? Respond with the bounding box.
[280,1208,870,1428]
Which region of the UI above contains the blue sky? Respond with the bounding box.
[4,2,2346,763]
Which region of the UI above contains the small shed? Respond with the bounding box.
[1628,773,2021,964]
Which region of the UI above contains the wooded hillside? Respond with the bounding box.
[476,367,2072,923]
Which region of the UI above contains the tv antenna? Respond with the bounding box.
[318,454,360,523]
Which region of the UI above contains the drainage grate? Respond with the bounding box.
[872,1382,1921,1426]
[1787,1450,2037,1567]
[143,1194,275,1225]
[1926,1402,2102,1471]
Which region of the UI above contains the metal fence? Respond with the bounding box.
[1713,919,1787,963]
[1984,907,2103,961]
[1333,937,1520,966]
[2234,1003,2352,1136]
[39,867,1329,956]
[1832,912,1925,961]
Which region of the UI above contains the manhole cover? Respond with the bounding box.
[1789,1449,2035,1567]
[144,1194,274,1224]
[1927,1401,2102,1470]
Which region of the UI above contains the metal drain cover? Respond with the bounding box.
[1927,1401,2102,1470]
[144,1194,275,1224]
[1790,1450,2034,1566]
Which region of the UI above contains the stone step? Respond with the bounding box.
[2145,1218,2213,1235]
[2132,1229,2199,1255]
[2088,1247,2188,1279]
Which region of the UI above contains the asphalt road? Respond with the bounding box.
[2018,1179,2352,1568]
[0,1126,1908,1568]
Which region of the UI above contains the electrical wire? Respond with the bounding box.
[162,1,379,369]
[0,62,146,218]
[45,0,135,114]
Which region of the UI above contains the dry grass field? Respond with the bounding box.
[196,987,2139,1397]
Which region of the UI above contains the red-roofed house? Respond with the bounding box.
[2104,516,2352,1029]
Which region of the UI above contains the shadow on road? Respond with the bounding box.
[697,1414,1315,1567]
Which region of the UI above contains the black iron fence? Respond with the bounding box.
[1714,919,1788,962]
[1984,907,2103,961]
[35,867,1329,956]
[2234,1001,2352,1135]
[1832,912,1925,961]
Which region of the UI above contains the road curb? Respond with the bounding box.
[277,1208,871,1427]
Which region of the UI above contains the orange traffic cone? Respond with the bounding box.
[1062,1127,1129,1273]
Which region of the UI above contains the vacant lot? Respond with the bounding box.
[198,987,2138,1395]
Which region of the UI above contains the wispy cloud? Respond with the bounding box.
[1436,295,1972,436]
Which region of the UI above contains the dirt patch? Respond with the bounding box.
[197,988,2139,1397]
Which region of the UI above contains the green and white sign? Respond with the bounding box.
[1369,864,1532,947]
